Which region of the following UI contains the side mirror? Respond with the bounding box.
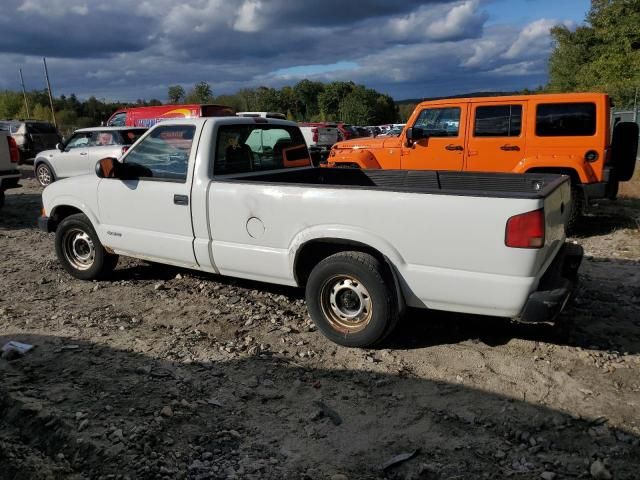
[95,157,119,179]
[56,143,64,152]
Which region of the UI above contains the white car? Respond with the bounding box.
[39,117,581,347]
[33,127,146,186]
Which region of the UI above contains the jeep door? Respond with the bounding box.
[401,103,467,171]
[465,102,527,173]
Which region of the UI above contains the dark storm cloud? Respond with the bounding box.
[0,0,156,57]
[0,0,571,101]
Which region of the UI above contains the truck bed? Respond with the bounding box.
[220,167,569,199]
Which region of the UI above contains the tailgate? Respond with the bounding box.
[0,133,13,170]
[537,176,572,273]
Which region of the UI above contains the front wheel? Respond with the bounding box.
[305,251,398,347]
[55,213,118,280]
[36,163,54,187]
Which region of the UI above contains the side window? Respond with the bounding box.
[413,107,461,137]
[214,124,309,175]
[474,105,522,137]
[108,112,126,127]
[123,125,195,181]
[536,103,596,137]
[65,132,92,149]
[91,131,116,146]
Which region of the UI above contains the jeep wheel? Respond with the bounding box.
[566,185,584,233]
[305,251,398,347]
[0,190,4,209]
[55,213,118,280]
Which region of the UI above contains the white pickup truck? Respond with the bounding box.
[39,117,582,347]
[0,130,22,208]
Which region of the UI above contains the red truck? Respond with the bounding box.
[106,104,234,128]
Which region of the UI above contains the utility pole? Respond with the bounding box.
[19,68,31,118]
[42,57,57,128]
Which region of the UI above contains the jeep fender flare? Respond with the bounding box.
[514,157,595,184]
[332,149,382,169]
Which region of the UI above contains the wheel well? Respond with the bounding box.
[49,205,83,231]
[294,239,389,286]
[525,167,580,185]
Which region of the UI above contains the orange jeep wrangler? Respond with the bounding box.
[327,93,638,226]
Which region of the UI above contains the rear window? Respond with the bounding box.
[120,129,146,145]
[536,103,596,137]
[474,105,522,137]
[214,124,310,175]
[26,122,58,134]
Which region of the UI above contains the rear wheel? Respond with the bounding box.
[566,184,584,233]
[0,190,4,209]
[36,163,54,187]
[305,251,398,347]
[55,213,118,280]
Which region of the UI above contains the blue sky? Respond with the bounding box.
[0,0,590,102]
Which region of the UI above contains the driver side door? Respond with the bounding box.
[54,131,92,178]
[96,124,198,266]
[401,104,467,171]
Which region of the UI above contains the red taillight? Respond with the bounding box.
[312,127,318,143]
[505,209,545,249]
[7,136,19,163]
[121,146,129,155]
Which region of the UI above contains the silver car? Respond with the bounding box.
[33,127,147,186]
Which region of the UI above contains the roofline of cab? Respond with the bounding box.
[415,92,610,109]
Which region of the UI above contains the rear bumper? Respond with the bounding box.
[518,242,583,323]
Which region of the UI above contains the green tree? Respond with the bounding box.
[548,0,640,107]
[185,81,214,103]
[293,79,324,120]
[167,85,185,104]
[318,81,356,120]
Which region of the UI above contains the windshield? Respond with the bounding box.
[120,129,146,145]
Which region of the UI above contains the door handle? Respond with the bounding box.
[80,152,88,156]
[174,194,189,206]
[500,144,520,151]
[445,144,463,151]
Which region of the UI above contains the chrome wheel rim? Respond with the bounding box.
[62,228,95,270]
[320,275,373,333]
[37,166,52,186]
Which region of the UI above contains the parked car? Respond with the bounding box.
[298,122,339,164]
[33,127,147,186]
[0,120,61,164]
[337,123,359,140]
[0,130,21,208]
[327,93,639,228]
[106,104,234,128]
[39,116,581,348]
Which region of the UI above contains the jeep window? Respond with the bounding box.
[123,125,195,182]
[474,105,522,137]
[413,108,461,137]
[214,124,310,175]
[536,103,596,137]
[65,132,92,149]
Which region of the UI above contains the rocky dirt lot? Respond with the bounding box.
[1,169,639,480]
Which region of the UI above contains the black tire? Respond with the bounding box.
[55,213,118,280]
[566,184,584,234]
[611,122,639,182]
[35,163,54,187]
[305,251,398,347]
[0,190,4,209]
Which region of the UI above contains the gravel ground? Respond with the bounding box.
[1,168,639,480]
